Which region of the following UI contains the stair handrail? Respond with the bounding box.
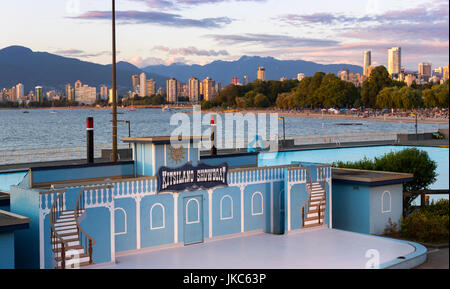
[49,189,69,269]
[300,167,313,227]
[74,185,114,265]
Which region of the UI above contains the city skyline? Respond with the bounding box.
[0,0,448,70]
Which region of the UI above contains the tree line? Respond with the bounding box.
[202,66,449,110]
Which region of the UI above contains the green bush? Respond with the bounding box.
[400,200,449,244]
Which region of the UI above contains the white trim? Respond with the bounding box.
[150,203,166,230]
[381,190,392,213]
[240,186,245,232]
[114,208,127,235]
[251,192,264,216]
[164,144,167,166]
[220,195,234,220]
[136,197,141,249]
[152,144,156,176]
[208,190,213,238]
[173,194,179,243]
[186,198,200,224]
[270,182,273,233]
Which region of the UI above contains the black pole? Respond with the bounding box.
[112,0,118,162]
[211,115,217,156]
[87,117,94,164]
[283,117,286,142]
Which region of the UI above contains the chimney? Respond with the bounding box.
[87,117,94,163]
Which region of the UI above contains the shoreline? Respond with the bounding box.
[1,106,448,125]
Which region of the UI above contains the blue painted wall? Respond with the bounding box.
[114,198,137,252]
[0,231,15,269]
[211,186,241,237]
[370,184,403,235]
[202,153,258,168]
[141,194,175,248]
[332,183,370,234]
[0,171,27,192]
[9,186,40,269]
[31,163,134,185]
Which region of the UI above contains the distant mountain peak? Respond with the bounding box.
[0,45,33,54]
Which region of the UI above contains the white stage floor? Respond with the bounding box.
[96,228,417,269]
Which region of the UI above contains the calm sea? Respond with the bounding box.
[0,108,448,150]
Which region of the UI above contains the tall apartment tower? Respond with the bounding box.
[35,86,43,103]
[419,63,432,78]
[132,74,140,92]
[388,47,401,76]
[146,79,156,96]
[202,77,215,101]
[188,77,200,103]
[363,50,371,76]
[166,78,178,103]
[16,83,24,100]
[139,72,147,97]
[297,73,305,81]
[100,85,109,100]
[257,67,266,81]
[231,77,240,85]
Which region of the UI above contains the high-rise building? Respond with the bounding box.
[35,86,43,103]
[75,85,97,104]
[139,72,146,97]
[166,78,178,103]
[405,74,417,87]
[419,62,432,77]
[215,81,222,95]
[108,89,118,104]
[257,67,266,81]
[202,77,215,101]
[443,65,449,81]
[75,80,82,89]
[146,79,156,96]
[188,77,200,103]
[297,73,305,82]
[9,86,16,102]
[340,69,349,81]
[132,74,140,92]
[66,84,75,102]
[231,77,240,85]
[16,83,24,100]
[388,47,401,76]
[100,85,109,100]
[363,51,371,76]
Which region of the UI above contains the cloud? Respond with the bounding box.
[134,0,266,10]
[153,45,229,56]
[207,33,340,48]
[70,10,232,28]
[54,49,112,58]
[125,55,188,67]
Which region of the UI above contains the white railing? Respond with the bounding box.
[291,129,436,146]
[0,144,129,165]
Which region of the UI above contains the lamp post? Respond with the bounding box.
[111,0,118,162]
[279,116,286,146]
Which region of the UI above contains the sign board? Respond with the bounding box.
[158,162,228,193]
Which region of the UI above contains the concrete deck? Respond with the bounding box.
[93,228,423,269]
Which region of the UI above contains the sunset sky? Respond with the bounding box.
[1,0,448,69]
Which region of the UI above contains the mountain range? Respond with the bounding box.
[0,46,363,94]
[144,55,363,85]
[0,46,168,93]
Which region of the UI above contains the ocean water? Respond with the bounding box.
[0,108,447,150]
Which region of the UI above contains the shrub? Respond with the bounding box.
[400,200,449,244]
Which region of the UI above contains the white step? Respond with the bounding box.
[56,228,78,235]
[54,222,77,228]
[54,241,80,248]
[307,212,324,218]
[56,216,76,221]
[57,256,90,267]
[54,249,84,258]
[61,211,76,215]
[61,234,79,240]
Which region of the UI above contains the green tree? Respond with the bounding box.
[254,93,270,107]
[361,66,392,108]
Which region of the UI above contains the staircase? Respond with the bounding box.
[301,167,327,229]
[302,182,326,228]
[52,210,92,269]
[50,189,95,269]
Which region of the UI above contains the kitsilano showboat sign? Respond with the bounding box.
[158,162,228,193]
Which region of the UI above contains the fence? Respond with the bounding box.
[0,144,129,165]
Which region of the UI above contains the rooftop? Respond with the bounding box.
[332,168,414,186]
[0,210,30,232]
[123,136,204,145]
